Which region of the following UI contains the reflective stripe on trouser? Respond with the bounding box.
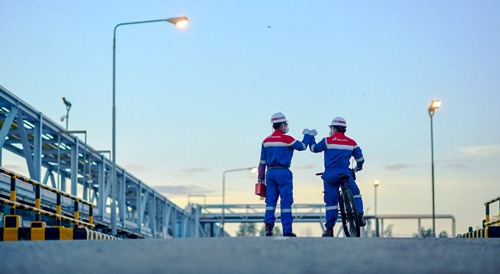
[346,178,364,214]
[264,169,294,234]
[323,179,340,229]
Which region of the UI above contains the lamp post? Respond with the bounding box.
[221,167,257,236]
[373,179,381,237]
[61,97,72,130]
[428,99,441,237]
[111,16,188,236]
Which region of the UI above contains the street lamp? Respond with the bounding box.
[373,179,381,237]
[111,16,188,236]
[61,97,72,130]
[221,167,257,236]
[428,99,441,237]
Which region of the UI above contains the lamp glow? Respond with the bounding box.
[429,100,442,112]
[166,16,189,28]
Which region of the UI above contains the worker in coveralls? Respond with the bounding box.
[258,112,311,237]
[309,117,366,237]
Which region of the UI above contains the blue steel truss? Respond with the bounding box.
[0,85,199,238]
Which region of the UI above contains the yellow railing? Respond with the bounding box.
[484,196,500,227]
[0,166,94,228]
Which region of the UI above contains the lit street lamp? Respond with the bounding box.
[111,16,188,236]
[428,99,441,237]
[61,97,72,130]
[221,167,257,236]
[373,179,381,237]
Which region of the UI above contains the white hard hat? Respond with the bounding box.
[271,112,288,124]
[330,117,347,127]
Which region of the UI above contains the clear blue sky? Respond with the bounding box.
[1,0,499,236]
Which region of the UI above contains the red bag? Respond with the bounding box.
[255,183,266,197]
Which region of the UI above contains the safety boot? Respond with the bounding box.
[283,232,297,237]
[322,227,334,237]
[359,214,367,227]
[265,222,274,237]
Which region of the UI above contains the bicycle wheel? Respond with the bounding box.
[341,187,361,237]
[338,191,350,237]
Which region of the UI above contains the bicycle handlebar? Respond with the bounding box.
[315,168,358,178]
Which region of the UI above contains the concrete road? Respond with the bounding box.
[1,237,499,274]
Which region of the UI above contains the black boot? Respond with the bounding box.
[265,222,274,236]
[359,214,367,227]
[283,232,297,237]
[322,227,334,237]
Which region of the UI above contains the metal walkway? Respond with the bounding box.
[0,85,197,238]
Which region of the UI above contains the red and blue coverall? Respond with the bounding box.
[258,130,310,234]
[310,132,365,229]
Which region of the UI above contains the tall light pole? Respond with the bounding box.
[111,16,188,236]
[373,179,381,237]
[428,99,441,237]
[61,97,72,130]
[221,167,257,236]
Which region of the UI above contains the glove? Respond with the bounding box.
[257,179,265,184]
[302,128,310,135]
[355,166,363,172]
[310,129,317,136]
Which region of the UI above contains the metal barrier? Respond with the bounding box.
[0,165,121,241]
[456,196,500,238]
[0,216,119,240]
[484,196,500,227]
[0,166,94,229]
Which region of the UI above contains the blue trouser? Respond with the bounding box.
[322,170,364,229]
[264,168,294,234]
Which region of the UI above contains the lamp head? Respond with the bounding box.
[165,16,188,28]
[428,100,441,115]
[373,180,381,187]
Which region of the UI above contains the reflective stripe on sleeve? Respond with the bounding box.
[353,195,361,199]
[355,157,364,162]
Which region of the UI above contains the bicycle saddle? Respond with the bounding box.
[338,174,350,181]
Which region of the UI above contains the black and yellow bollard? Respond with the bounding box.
[3,215,22,241]
[30,221,46,241]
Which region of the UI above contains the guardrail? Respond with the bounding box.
[0,166,94,228]
[456,196,500,238]
[484,196,500,227]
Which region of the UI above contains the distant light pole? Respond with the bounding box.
[61,97,72,130]
[221,167,257,236]
[428,99,442,237]
[373,179,381,237]
[111,16,188,236]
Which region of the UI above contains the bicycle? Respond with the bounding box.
[316,169,360,237]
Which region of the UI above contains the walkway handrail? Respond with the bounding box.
[484,196,500,226]
[0,197,95,228]
[0,166,95,228]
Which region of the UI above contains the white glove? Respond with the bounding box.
[310,129,318,136]
[302,128,310,135]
